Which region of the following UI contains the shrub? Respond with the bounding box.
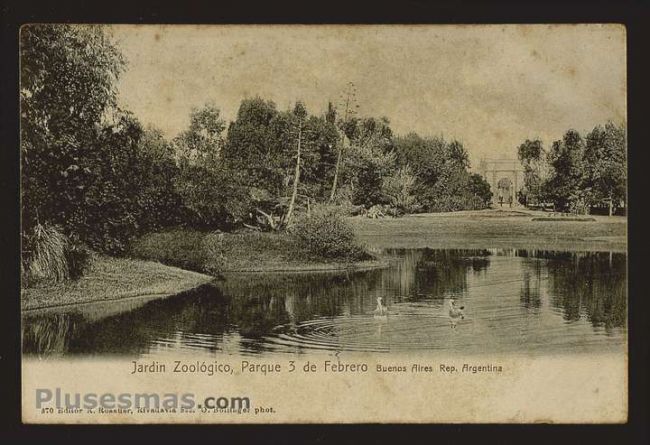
[129,229,229,274]
[63,239,92,280]
[382,165,418,213]
[22,224,91,286]
[291,210,371,261]
[129,230,208,272]
[425,194,489,213]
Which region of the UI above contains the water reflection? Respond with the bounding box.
[22,249,626,357]
[544,251,626,329]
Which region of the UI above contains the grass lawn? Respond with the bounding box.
[21,255,213,311]
[350,208,627,252]
[129,230,387,273]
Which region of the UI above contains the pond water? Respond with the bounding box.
[22,249,627,358]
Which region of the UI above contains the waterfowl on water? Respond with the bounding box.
[373,297,388,316]
[448,299,465,328]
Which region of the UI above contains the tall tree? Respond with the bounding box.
[300,113,339,200]
[467,173,493,206]
[545,129,586,212]
[284,102,307,226]
[223,97,283,196]
[393,133,487,212]
[174,102,226,164]
[135,126,183,231]
[329,82,359,202]
[20,24,129,250]
[448,140,470,169]
[78,112,145,252]
[517,139,546,205]
[334,115,396,207]
[584,122,626,215]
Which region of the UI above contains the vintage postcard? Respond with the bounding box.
[20,24,627,423]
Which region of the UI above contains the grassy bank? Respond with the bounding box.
[22,255,213,311]
[129,229,384,274]
[350,209,627,252]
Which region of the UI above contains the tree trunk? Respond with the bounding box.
[608,194,613,217]
[256,208,278,230]
[329,89,353,203]
[329,143,343,203]
[285,126,302,227]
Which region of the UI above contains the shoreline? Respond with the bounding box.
[21,256,390,312]
[221,258,389,274]
[21,257,213,312]
[22,209,627,311]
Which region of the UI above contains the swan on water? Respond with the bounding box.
[448,299,465,328]
[373,297,388,317]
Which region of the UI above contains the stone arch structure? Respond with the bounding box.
[477,158,525,206]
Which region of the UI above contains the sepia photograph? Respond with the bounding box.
[19,24,628,424]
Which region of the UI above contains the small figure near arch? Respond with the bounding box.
[497,177,513,207]
[477,158,525,207]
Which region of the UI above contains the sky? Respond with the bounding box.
[110,24,626,167]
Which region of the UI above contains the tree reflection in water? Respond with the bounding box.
[22,249,626,356]
[545,251,626,330]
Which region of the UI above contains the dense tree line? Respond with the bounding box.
[517,122,626,215]
[20,24,493,263]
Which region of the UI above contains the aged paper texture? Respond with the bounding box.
[21,24,627,423]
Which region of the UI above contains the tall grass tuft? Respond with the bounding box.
[26,224,70,283]
[22,224,91,285]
